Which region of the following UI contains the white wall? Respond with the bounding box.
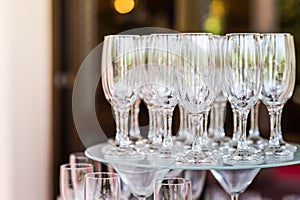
[0,0,52,199]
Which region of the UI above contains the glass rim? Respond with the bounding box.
[104,34,140,39]
[260,32,292,37]
[155,178,191,186]
[60,163,93,170]
[225,32,261,36]
[181,32,213,35]
[85,172,119,180]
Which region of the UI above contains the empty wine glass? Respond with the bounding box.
[60,163,93,200]
[154,178,192,200]
[101,34,144,158]
[210,35,231,147]
[223,33,264,165]
[85,172,120,200]
[210,169,261,200]
[176,33,217,165]
[261,33,296,162]
[145,33,181,158]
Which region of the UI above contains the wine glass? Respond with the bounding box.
[260,33,296,162]
[101,34,144,158]
[154,177,192,200]
[275,34,297,153]
[144,33,181,157]
[176,33,217,164]
[210,35,231,147]
[223,33,264,165]
[84,172,120,200]
[60,163,93,200]
[210,169,261,200]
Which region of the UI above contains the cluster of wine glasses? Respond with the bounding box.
[101,32,297,166]
[59,152,206,200]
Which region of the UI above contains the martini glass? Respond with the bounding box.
[210,169,261,200]
[112,165,169,200]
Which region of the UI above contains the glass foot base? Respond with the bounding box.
[223,148,264,165]
[104,147,145,161]
[176,150,218,165]
[264,146,294,163]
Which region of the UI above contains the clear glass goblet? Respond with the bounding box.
[154,178,192,200]
[145,33,181,158]
[210,169,261,200]
[210,35,231,148]
[85,172,121,200]
[176,33,217,165]
[261,33,296,162]
[60,163,93,200]
[223,33,264,165]
[101,34,144,158]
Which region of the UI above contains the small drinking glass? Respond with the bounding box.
[60,163,93,200]
[84,172,121,200]
[154,178,192,200]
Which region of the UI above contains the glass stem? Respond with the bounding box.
[217,101,227,139]
[202,110,209,145]
[178,104,185,137]
[276,107,283,142]
[231,194,239,200]
[214,103,220,138]
[119,108,130,148]
[162,107,174,148]
[147,105,154,140]
[237,110,249,150]
[113,109,121,142]
[208,104,215,137]
[191,114,204,151]
[249,100,260,137]
[232,108,238,143]
[133,99,141,137]
[268,107,280,147]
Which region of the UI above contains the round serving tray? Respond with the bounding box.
[85,142,300,170]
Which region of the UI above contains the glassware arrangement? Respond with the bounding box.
[99,32,297,166]
[75,32,299,200]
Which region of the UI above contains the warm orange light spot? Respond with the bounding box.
[114,0,135,14]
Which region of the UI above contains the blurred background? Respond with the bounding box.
[1,0,300,199]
